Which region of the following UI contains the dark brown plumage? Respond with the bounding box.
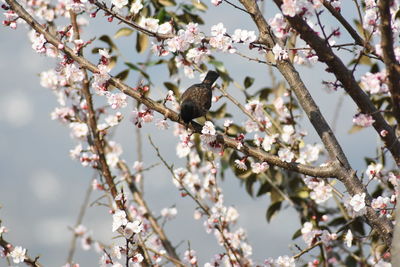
[180,71,219,123]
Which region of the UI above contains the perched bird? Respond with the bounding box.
[180,70,219,124]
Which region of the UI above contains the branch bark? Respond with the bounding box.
[378,0,400,125]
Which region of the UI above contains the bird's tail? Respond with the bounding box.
[202,71,219,86]
[180,100,196,123]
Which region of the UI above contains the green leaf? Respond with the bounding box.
[257,181,272,197]
[291,229,302,240]
[114,27,134,39]
[156,8,167,23]
[395,9,400,20]
[245,174,257,196]
[125,62,150,80]
[136,33,149,53]
[209,59,226,73]
[255,87,272,101]
[244,76,255,89]
[115,69,130,81]
[167,57,178,76]
[91,47,102,54]
[348,125,364,134]
[266,201,282,222]
[163,82,180,97]
[159,0,176,6]
[99,35,118,52]
[192,0,207,11]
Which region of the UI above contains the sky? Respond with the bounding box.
[0,1,385,266]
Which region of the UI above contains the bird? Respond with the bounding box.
[179,70,219,124]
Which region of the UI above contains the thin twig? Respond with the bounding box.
[66,178,93,263]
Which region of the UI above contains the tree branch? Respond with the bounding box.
[378,0,400,125]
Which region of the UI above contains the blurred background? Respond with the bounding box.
[0,1,383,266]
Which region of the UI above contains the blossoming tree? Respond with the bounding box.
[1,0,400,266]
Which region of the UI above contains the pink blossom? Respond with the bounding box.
[278,147,294,163]
[360,71,388,94]
[130,0,143,14]
[234,159,247,170]
[269,13,289,38]
[31,32,46,53]
[158,22,172,34]
[40,69,59,89]
[161,207,177,220]
[112,210,128,232]
[155,118,169,130]
[211,0,222,6]
[224,119,233,128]
[107,92,127,109]
[365,163,383,179]
[349,193,366,213]
[184,250,197,265]
[353,113,375,127]
[65,63,84,83]
[272,43,288,60]
[10,246,26,264]
[231,29,257,43]
[281,0,297,17]
[262,134,278,151]
[69,122,89,139]
[51,107,75,123]
[139,17,159,32]
[112,0,128,9]
[251,162,269,174]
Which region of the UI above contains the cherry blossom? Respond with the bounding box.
[360,71,388,94]
[69,122,89,139]
[352,113,375,127]
[365,163,383,180]
[278,147,294,163]
[272,44,289,61]
[130,0,143,14]
[139,17,159,32]
[112,0,128,9]
[234,159,247,170]
[251,162,269,174]
[161,207,178,220]
[349,193,366,214]
[124,220,143,238]
[10,246,26,264]
[211,0,222,6]
[107,92,128,109]
[231,29,257,43]
[269,13,289,39]
[112,210,128,232]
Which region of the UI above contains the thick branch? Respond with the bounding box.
[378,0,400,124]
[238,0,393,246]
[273,0,400,166]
